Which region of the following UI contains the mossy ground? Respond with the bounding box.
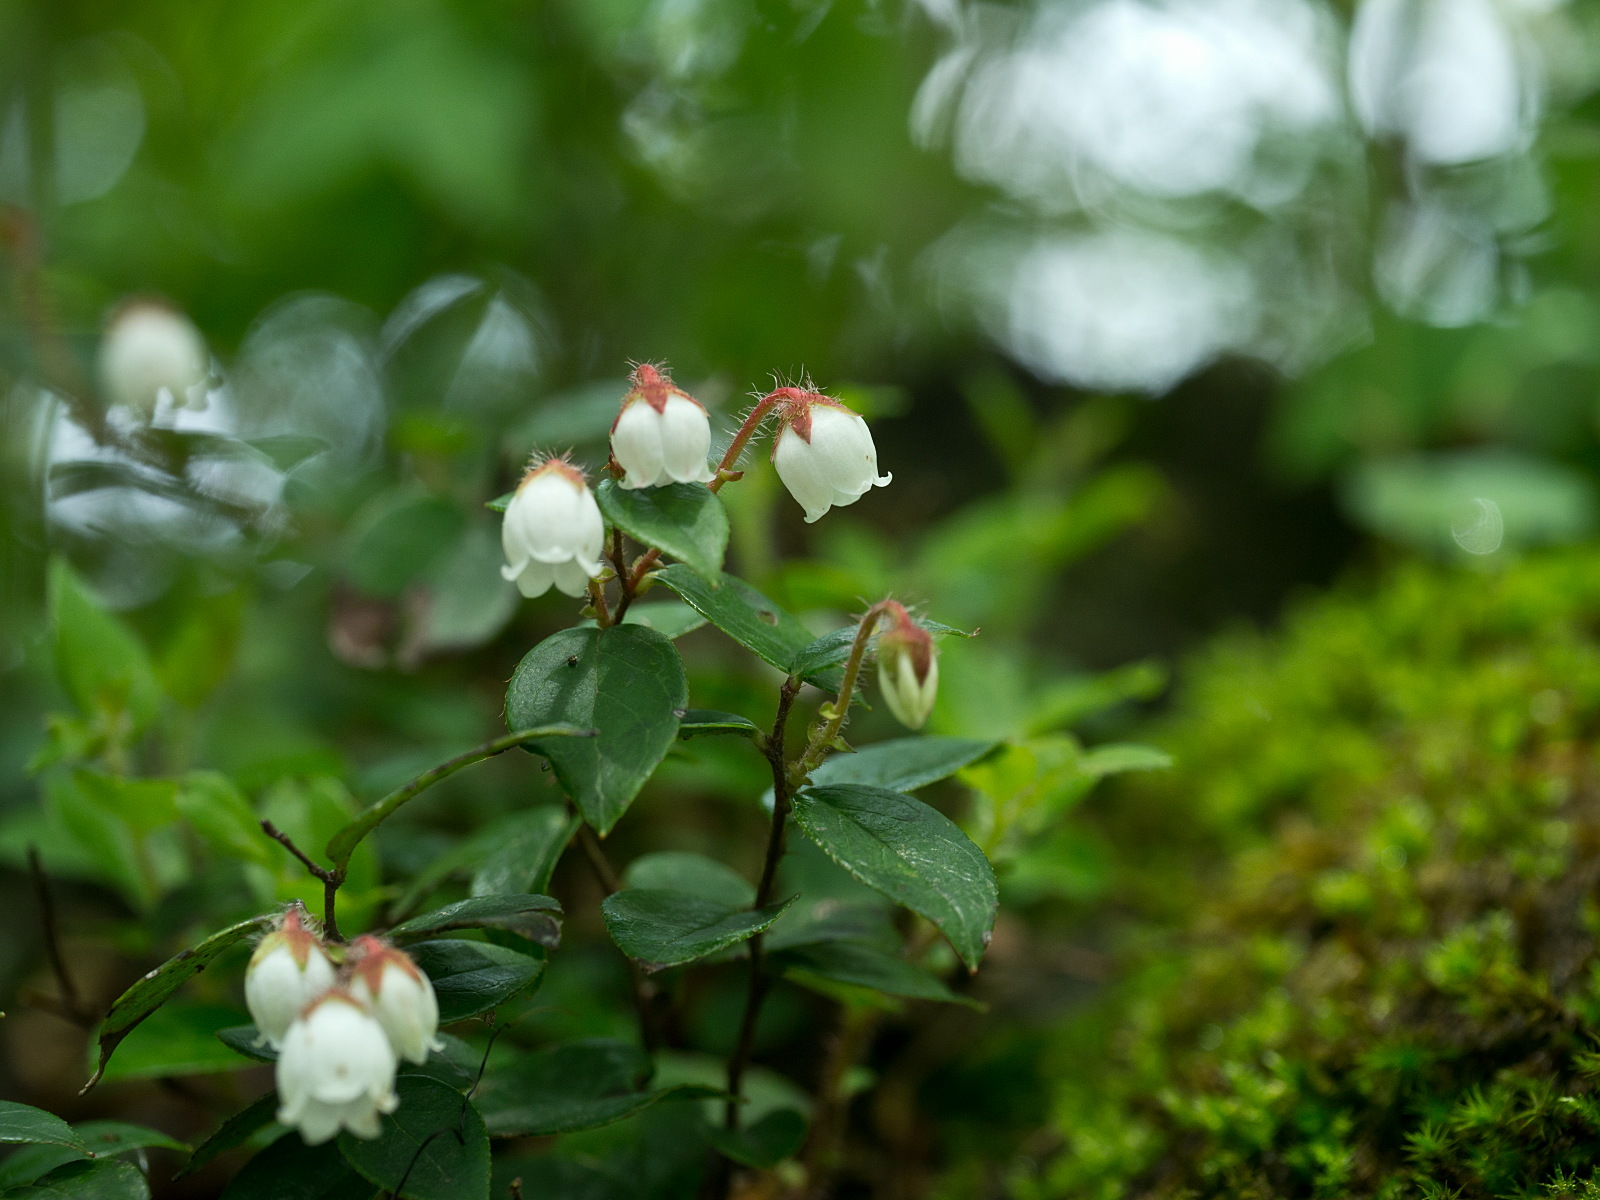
[1003,552,1600,1199]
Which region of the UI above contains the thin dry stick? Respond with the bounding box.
[260,820,344,941]
[27,846,93,1028]
[575,821,665,1052]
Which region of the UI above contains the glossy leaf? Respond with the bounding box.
[653,566,842,689]
[1,1159,151,1199]
[596,479,729,580]
[807,738,998,793]
[621,852,756,908]
[0,1106,87,1155]
[87,915,273,1089]
[338,1076,489,1200]
[218,1134,367,1200]
[406,939,545,1023]
[677,710,760,740]
[0,1121,188,1191]
[601,890,794,972]
[177,1095,280,1180]
[791,785,997,971]
[388,893,562,948]
[474,1039,716,1137]
[776,941,982,1008]
[504,625,687,834]
[703,1109,807,1170]
[469,807,576,897]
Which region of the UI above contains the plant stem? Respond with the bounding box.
[260,820,344,941]
[588,577,613,628]
[723,674,802,1131]
[801,1004,880,1200]
[576,820,665,1052]
[793,601,893,781]
[27,846,92,1028]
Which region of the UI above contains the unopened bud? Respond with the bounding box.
[771,390,891,523]
[346,936,443,1065]
[500,457,605,598]
[275,990,399,1144]
[610,364,716,489]
[244,906,337,1049]
[876,602,938,730]
[98,300,208,419]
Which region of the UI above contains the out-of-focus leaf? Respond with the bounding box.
[621,852,756,908]
[1077,743,1173,776]
[776,941,982,1008]
[217,1133,365,1200]
[0,1121,188,1191]
[176,772,272,865]
[0,1106,88,1155]
[615,600,707,639]
[389,893,562,948]
[596,480,729,580]
[702,1109,807,1169]
[344,491,465,597]
[469,807,576,897]
[1024,660,1167,735]
[410,526,518,654]
[87,915,272,1089]
[1,1159,150,1199]
[47,559,160,732]
[338,1076,488,1200]
[504,626,686,835]
[791,785,997,971]
[177,1096,281,1181]
[601,890,793,972]
[98,1003,250,1082]
[406,940,545,1023]
[214,1027,273,1064]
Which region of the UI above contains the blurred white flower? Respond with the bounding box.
[346,936,442,1065]
[610,364,715,488]
[276,991,399,1144]
[98,301,208,419]
[244,906,337,1049]
[771,393,891,523]
[500,458,605,598]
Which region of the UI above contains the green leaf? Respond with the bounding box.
[504,626,687,835]
[177,1095,281,1181]
[219,1134,368,1200]
[703,1109,807,1170]
[406,940,545,1023]
[175,772,272,865]
[87,915,274,1089]
[595,479,729,580]
[0,1122,188,1191]
[614,600,707,640]
[1076,743,1173,776]
[0,1105,88,1155]
[788,619,971,681]
[388,894,562,948]
[601,890,794,972]
[1,1160,151,1199]
[776,942,982,1008]
[474,1039,716,1137]
[791,785,997,971]
[98,1003,251,1082]
[338,1076,489,1200]
[621,852,756,908]
[807,738,998,793]
[677,710,760,740]
[215,1026,274,1063]
[345,491,465,597]
[653,566,841,689]
[47,559,161,732]
[469,807,576,897]
[485,492,512,513]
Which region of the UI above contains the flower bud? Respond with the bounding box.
[276,990,399,1144]
[500,457,605,598]
[771,391,891,523]
[98,300,208,419]
[610,365,716,489]
[346,936,442,1065]
[244,906,337,1049]
[876,602,938,730]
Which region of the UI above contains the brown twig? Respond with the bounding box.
[575,821,665,1052]
[260,820,344,941]
[27,846,93,1028]
[801,1005,880,1200]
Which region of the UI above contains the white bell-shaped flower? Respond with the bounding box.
[276,990,399,1144]
[346,936,443,1065]
[98,300,209,419]
[611,365,716,489]
[244,906,337,1049]
[876,602,939,730]
[499,458,605,598]
[772,394,891,523]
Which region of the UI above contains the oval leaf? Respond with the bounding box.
[388,894,562,948]
[407,940,545,1023]
[505,626,687,835]
[596,480,729,580]
[808,737,998,793]
[790,785,997,971]
[87,915,273,1090]
[469,807,576,898]
[621,853,756,908]
[177,1095,281,1181]
[601,890,794,972]
[776,941,982,1008]
[653,566,842,689]
[0,1105,87,1155]
[338,1076,489,1200]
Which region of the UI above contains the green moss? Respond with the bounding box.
[1028,551,1600,1199]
